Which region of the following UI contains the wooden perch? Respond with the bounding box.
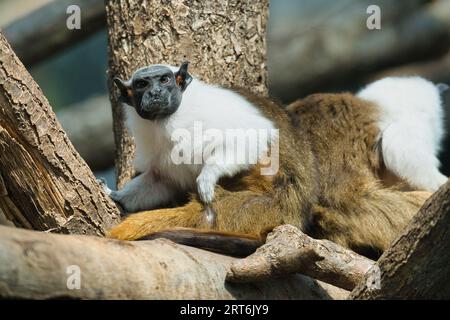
[0,225,349,300]
[350,179,450,299]
[105,0,269,187]
[3,0,105,67]
[0,31,120,234]
[227,225,375,291]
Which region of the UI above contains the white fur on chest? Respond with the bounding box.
[125,78,276,192]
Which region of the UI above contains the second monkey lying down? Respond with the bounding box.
[107,62,448,259]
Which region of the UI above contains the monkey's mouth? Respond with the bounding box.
[138,101,176,120]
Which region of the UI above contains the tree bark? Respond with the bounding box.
[105,0,269,187]
[350,180,450,299]
[0,225,349,300]
[227,225,375,291]
[0,31,120,235]
[3,0,105,67]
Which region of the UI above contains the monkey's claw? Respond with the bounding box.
[97,177,113,196]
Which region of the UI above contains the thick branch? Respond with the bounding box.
[0,225,348,300]
[0,32,120,235]
[350,179,450,299]
[227,225,375,291]
[105,0,269,187]
[3,0,105,67]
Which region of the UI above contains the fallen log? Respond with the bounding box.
[0,225,349,300]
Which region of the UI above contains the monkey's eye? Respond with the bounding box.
[135,80,148,89]
[160,75,171,85]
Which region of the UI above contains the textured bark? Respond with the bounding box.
[350,180,450,299]
[3,0,105,67]
[0,32,120,235]
[105,0,269,187]
[227,225,375,291]
[0,225,349,300]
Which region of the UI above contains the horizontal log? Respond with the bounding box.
[0,225,349,300]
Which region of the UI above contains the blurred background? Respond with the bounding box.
[0,0,449,185]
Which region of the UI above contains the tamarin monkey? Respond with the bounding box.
[107,62,448,259]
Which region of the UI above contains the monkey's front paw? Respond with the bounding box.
[109,190,122,202]
[97,178,113,195]
[196,176,215,204]
[109,190,138,213]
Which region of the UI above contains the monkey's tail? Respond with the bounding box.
[138,227,269,257]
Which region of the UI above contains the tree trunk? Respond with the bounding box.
[105,0,269,187]
[350,180,450,299]
[0,225,348,300]
[0,32,120,235]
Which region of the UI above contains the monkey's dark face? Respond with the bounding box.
[131,67,182,120]
[114,63,192,120]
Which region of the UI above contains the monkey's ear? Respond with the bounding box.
[113,77,133,106]
[175,61,193,92]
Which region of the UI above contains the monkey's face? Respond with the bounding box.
[114,62,192,120]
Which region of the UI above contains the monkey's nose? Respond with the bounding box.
[151,88,162,96]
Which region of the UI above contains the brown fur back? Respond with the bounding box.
[287,94,431,257]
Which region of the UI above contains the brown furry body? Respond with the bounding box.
[108,91,431,259]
